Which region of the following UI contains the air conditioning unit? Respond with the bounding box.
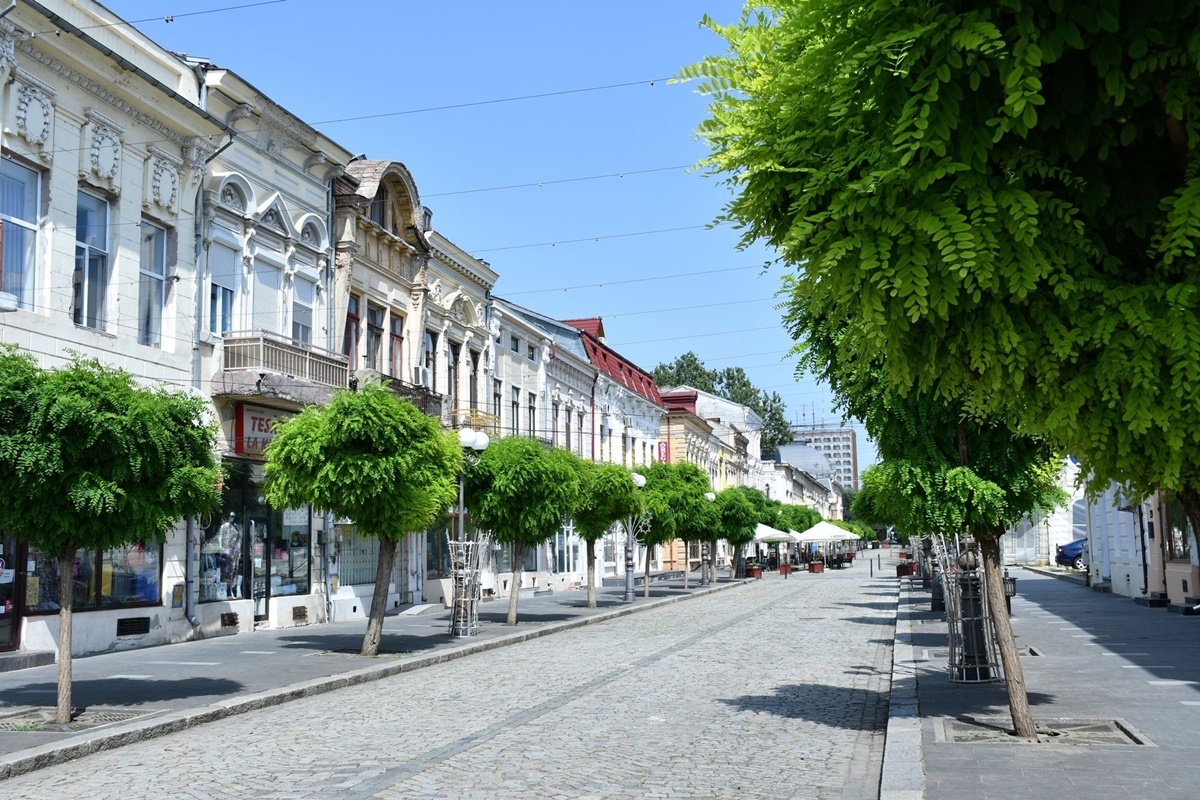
[622,415,634,427]
[412,366,432,388]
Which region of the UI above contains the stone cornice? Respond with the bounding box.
[429,247,495,292]
[15,37,195,148]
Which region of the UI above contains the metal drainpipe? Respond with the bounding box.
[1138,503,1149,596]
[184,62,216,630]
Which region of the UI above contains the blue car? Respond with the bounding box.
[1055,538,1087,570]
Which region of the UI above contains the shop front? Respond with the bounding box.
[198,402,322,630]
[0,536,24,652]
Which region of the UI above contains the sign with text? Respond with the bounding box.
[235,404,292,456]
[657,441,669,463]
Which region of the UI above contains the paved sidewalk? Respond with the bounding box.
[0,577,742,778]
[900,567,1200,800]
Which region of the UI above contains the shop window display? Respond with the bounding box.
[25,543,160,613]
[201,459,310,606]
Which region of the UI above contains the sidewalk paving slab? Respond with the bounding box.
[901,566,1200,800]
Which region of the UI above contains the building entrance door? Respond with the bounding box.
[0,536,24,651]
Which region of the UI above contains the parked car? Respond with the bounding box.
[1055,538,1087,570]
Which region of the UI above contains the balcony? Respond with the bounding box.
[383,375,443,418]
[222,330,348,389]
[451,408,501,436]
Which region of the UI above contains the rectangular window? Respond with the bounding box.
[389,316,405,378]
[510,335,520,352]
[1,158,39,310]
[74,190,109,330]
[209,241,238,335]
[564,407,571,451]
[138,221,167,347]
[493,379,502,418]
[344,294,360,366]
[253,264,282,333]
[528,392,536,439]
[511,386,520,435]
[292,278,315,344]
[423,330,438,391]
[528,344,536,361]
[552,403,560,446]
[366,304,385,370]
[469,351,480,410]
[448,341,461,412]
[578,412,585,455]
[24,542,161,614]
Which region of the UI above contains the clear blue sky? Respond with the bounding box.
[103,0,875,467]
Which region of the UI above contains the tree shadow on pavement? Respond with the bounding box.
[2,677,245,708]
[718,683,1057,729]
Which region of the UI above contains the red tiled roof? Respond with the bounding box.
[659,389,698,414]
[561,317,604,340]
[565,320,663,406]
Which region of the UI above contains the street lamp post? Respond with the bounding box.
[624,472,647,603]
[701,491,716,586]
[450,427,489,637]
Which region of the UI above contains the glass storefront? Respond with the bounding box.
[201,459,310,619]
[24,543,161,613]
[0,536,21,650]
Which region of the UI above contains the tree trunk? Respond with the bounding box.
[980,534,1038,740]
[586,539,597,609]
[643,543,652,598]
[55,548,75,724]
[361,536,398,656]
[682,542,689,589]
[507,540,524,626]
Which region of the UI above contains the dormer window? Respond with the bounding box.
[369,185,398,235]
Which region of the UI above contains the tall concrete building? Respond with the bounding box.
[795,426,859,491]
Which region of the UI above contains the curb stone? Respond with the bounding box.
[0,580,745,781]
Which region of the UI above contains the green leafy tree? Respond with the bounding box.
[685,1,1200,545]
[0,349,220,722]
[779,503,821,536]
[714,486,759,580]
[264,384,460,656]
[652,351,716,393]
[669,462,721,589]
[465,437,580,624]
[574,462,643,608]
[637,462,685,597]
[795,304,1063,738]
[654,355,793,455]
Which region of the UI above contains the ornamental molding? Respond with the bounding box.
[80,109,123,189]
[16,38,192,148]
[145,146,183,214]
[14,80,54,156]
[0,28,14,83]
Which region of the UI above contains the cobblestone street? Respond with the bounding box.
[4,569,894,799]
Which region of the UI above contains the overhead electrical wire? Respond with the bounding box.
[27,0,289,36]
[309,78,674,126]
[423,165,692,198]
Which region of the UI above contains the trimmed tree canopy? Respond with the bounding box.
[686,1,1200,509]
[264,384,461,540]
[0,348,221,553]
[464,436,581,548]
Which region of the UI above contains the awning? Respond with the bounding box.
[796,520,855,543]
[754,523,798,543]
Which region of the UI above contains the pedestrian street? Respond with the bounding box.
[4,568,895,799]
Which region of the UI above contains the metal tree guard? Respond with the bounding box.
[936,536,1004,684]
[448,534,489,637]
